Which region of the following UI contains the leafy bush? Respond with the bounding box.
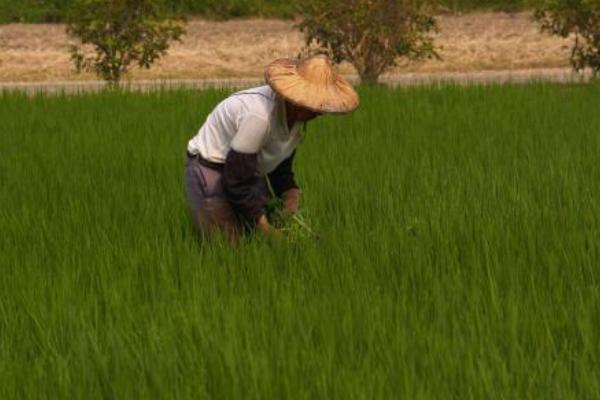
[66,0,185,85]
[167,0,295,20]
[440,0,528,12]
[297,0,439,84]
[0,0,72,23]
[0,0,296,23]
[166,0,256,19]
[0,0,537,23]
[534,0,600,76]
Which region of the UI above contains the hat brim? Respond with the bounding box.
[264,58,359,114]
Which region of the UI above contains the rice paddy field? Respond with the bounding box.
[1,83,599,399]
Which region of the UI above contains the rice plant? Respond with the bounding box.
[1,83,599,399]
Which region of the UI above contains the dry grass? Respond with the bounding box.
[0,12,572,82]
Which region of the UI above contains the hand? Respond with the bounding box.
[281,188,301,215]
[256,214,284,240]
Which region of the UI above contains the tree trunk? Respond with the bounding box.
[356,57,385,84]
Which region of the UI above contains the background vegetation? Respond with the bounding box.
[66,0,185,85]
[298,0,439,83]
[1,84,599,398]
[534,0,600,76]
[0,0,533,23]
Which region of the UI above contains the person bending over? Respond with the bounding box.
[184,55,359,240]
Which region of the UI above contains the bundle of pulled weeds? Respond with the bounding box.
[265,188,318,243]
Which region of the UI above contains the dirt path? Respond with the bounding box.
[0,11,574,84]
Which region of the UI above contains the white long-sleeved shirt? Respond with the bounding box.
[187,85,303,174]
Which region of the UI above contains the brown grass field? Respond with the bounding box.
[0,11,573,83]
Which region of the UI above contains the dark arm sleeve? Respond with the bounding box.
[267,151,299,197]
[223,149,268,224]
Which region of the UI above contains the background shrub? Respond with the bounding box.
[0,0,535,24]
[166,0,296,19]
[0,0,295,23]
[66,0,185,85]
[440,0,530,11]
[0,0,71,23]
[297,0,439,84]
[534,0,600,77]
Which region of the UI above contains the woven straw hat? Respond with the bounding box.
[264,55,359,114]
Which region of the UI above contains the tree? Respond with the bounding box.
[66,0,185,85]
[296,0,439,84]
[534,0,600,77]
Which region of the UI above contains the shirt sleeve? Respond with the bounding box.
[267,151,299,197]
[223,150,268,225]
[223,113,270,225]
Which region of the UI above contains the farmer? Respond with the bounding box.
[184,55,359,240]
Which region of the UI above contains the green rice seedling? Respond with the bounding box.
[2,83,600,399]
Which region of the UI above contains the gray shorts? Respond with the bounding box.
[184,155,242,238]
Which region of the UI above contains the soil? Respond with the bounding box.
[0,11,574,83]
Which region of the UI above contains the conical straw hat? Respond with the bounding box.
[264,55,359,114]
